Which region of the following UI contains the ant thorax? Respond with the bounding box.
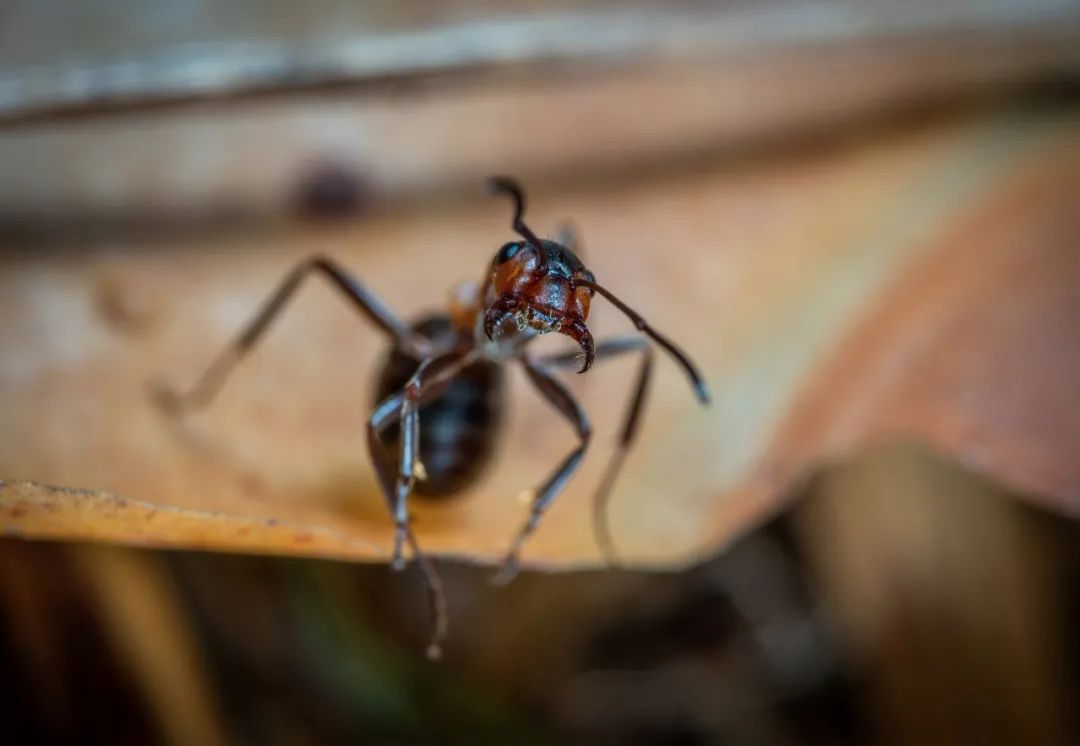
[447,280,482,331]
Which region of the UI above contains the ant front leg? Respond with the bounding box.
[366,352,471,660]
[493,357,592,586]
[155,255,427,414]
[367,352,473,568]
[538,336,652,565]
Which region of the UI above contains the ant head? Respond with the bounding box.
[484,178,596,371]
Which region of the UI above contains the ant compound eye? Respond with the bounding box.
[494,242,522,265]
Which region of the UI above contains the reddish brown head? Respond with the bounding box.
[484,178,596,371]
[484,238,596,371]
[484,176,711,403]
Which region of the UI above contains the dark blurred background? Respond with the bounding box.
[2,2,1080,744]
[4,445,1080,744]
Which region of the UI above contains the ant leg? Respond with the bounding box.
[370,394,448,660]
[155,255,426,414]
[492,357,591,586]
[366,352,470,660]
[538,337,652,565]
[368,391,411,568]
[368,353,471,566]
[408,533,448,661]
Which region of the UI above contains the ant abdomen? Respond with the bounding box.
[374,314,505,496]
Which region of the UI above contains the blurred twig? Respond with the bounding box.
[2,0,1078,122]
[74,545,230,746]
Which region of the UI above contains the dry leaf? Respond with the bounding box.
[2,108,1078,568]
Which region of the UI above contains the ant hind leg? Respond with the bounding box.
[155,255,426,415]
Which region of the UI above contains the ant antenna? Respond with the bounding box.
[579,279,711,404]
[489,176,546,252]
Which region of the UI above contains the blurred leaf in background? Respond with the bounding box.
[1,0,1080,743]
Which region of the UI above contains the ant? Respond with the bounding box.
[156,177,709,658]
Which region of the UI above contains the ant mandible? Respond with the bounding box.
[157,177,709,658]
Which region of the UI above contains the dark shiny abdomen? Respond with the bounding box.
[374,314,503,496]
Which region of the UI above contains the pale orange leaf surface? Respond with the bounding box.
[1,108,1078,568]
